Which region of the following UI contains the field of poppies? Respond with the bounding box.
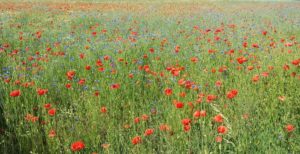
[0,1,299,153]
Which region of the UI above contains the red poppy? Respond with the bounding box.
[179,92,186,97]
[71,141,85,151]
[215,81,222,87]
[85,65,91,70]
[131,136,142,145]
[214,114,223,123]
[227,92,235,99]
[144,129,154,136]
[175,45,180,53]
[10,90,21,97]
[236,56,248,64]
[128,73,134,78]
[292,59,300,66]
[190,57,198,63]
[66,70,75,80]
[217,125,228,134]
[206,94,217,103]
[243,42,248,48]
[98,67,105,72]
[134,117,140,124]
[193,110,201,118]
[252,43,259,48]
[79,53,85,59]
[111,84,120,89]
[174,100,184,109]
[285,124,295,132]
[252,75,260,82]
[48,108,56,116]
[164,88,172,96]
[37,89,48,96]
[78,79,85,85]
[283,64,290,71]
[104,55,110,61]
[227,89,238,99]
[149,48,155,53]
[199,110,207,117]
[94,91,100,96]
[100,107,107,113]
[159,124,170,131]
[142,114,149,121]
[49,130,56,138]
[65,83,72,89]
[184,125,191,132]
[181,118,191,126]
[215,136,222,142]
[44,103,51,109]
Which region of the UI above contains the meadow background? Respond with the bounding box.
[0,0,299,153]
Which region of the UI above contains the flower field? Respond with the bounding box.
[0,1,299,153]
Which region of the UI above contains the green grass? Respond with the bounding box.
[0,2,299,153]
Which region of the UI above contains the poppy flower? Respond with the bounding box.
[65,83,72,89]
[206,94,217,103]
[128,73,134,78]
[164,88,172,96]
[141,114,149,121]
[179,92,186,97]
[175,45,180,53]
[131,136,142,145]
[236,56,248,64]
[227,89,238,99]
[66,70,75,80]
[199,110,207,117]
[134,117,140,124]
[48,108,56,116]
[243,42,248,48]
[149,48,155,53]
[215,81,222,87]
[48,130,56,138]
[252,75,260,82]
[193,110,201,118]
[79,53,85,59]
[252,43,259,48]
[144,129,154,136]
[285,124,295,132]
[215,136,222,142]
[78,79,85,85]
[110,83,120,89]
[159,124,170,131]
[85,65,91,70]
[104,55,110,61]
[100,107,107,113]
[181,118,191,126]
[292,59,300,66]
[71,141,85,151]
[183,125,191,132]
[94,91,100,96]
[10,90,21,97]
[214,114,223,123]
[37,89,48,96]
[283,64,290,71]
[44,103,51,109]
[174,100,184,108]
[248,66,254,71]
[217,125,228,134]
[190,57,198,63]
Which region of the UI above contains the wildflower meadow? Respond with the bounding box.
[0,1,299,153]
